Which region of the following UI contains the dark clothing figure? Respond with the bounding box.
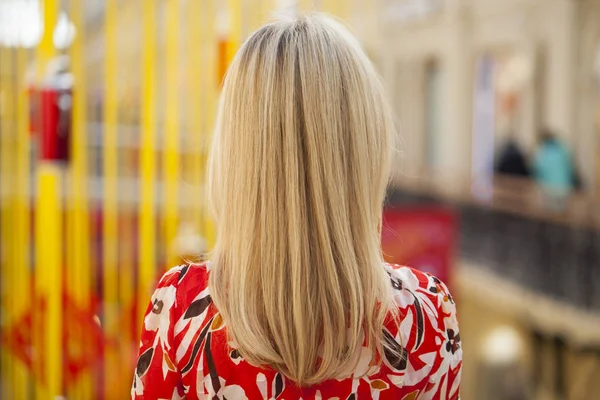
[495,140,530,177]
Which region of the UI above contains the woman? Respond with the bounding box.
[132,13,461,400]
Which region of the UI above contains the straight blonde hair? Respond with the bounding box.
[207,13,396,386]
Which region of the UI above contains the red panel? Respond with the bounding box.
[39,88,70,162]
[382,207,458,287]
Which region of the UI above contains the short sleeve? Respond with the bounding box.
[131,266,187,400]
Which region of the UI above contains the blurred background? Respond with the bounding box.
[1,0,600,399]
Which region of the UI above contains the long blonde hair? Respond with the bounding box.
[207,13,396,386]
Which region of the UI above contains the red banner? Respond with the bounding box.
[382,207,457,286]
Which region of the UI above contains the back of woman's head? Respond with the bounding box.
[207,13,396,386]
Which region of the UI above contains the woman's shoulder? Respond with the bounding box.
[383,263,462,396]
[384,262,456,311]
[383,262,458,338]
[156,262,212,310]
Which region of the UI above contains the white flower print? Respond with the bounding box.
[388,266,421,308]
[221,384,247,399]
[132,373,144,397]
[144,284,177,351]
[256,373,267,398]
[403,351,436,387]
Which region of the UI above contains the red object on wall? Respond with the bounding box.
[38,87,71,161]
[382,207,457,287]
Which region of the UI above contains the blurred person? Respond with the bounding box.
[132,13,461,400]
[495,136,530,178]
[533,128,574,211]
[572,162,584,192]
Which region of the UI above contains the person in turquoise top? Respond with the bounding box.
[533,128,574,210]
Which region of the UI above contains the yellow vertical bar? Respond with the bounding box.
[118,2,138,393]
[227,0,242,64]
[64,165,75,397]
[163,0,180,267]
[69,0,92,396]
[138,0,158,327]
[204,0,219,247]
[322,0,349,18]
[0,45,16,400]
[13,46,32,400]
[103,0,121,397]
[245,0,266,35]
[187,0,203,235]
[248,0,259,32]
[34,1,59,398]
[35,165,63,400]
[257,0,271,29]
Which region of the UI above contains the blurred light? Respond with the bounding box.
[215,6,229,38]
[53,11,76,50]
[171,223,207,257]
[276,0,297,12]
[386,0,441,23]
[0,0,75,49]
[481,326,524,365]
[0,0,42,47]
[496,53,533,95]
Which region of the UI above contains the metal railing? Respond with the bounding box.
[388,174,600,313]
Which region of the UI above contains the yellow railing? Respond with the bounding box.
[13,44,31,400]
[102,0,119,397]
[33,1,61,399]
[68,0,92,397]
[1,44,16,400]
[164,0,181,269]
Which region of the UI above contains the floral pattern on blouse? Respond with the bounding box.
[132,263,462,399]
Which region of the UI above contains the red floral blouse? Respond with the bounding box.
[132,263,462,399]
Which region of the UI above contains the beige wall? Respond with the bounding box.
[574,1,600,193]
[367,0,600,190]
